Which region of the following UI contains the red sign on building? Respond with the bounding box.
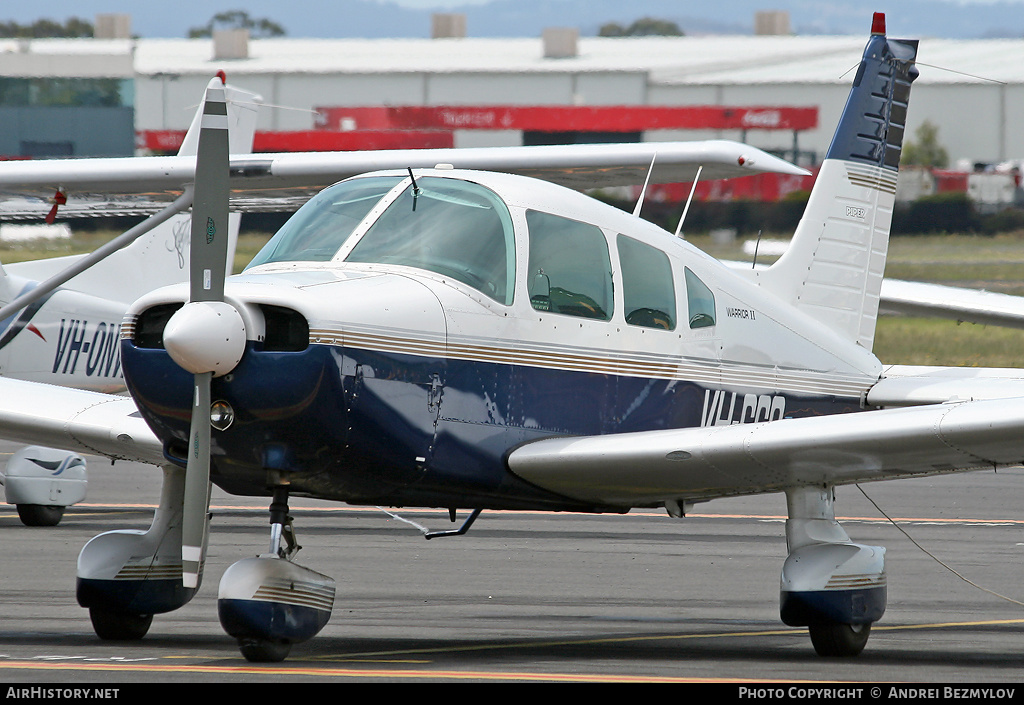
[315,105,818,133]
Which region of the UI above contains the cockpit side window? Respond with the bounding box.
[345,177,515,305]
[526,210,613,321]
[684,267,716,329]
[617,234,676,330]
[246,176,403,269]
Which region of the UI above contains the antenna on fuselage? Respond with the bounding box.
[674,165,703,239]
[632,154,658,217]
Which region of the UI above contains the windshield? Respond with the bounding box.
[345,177,515,305]
[246,176,404,269]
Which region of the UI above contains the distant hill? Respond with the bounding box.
[6,0,1022,39]
[455,0,1023,39]
[291,0,1024,40]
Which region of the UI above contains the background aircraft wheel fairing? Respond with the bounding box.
[2,446,86,526]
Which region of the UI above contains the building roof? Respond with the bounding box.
[0,38,134,78]
[4,34,1024,86]
[129,35,1024,86]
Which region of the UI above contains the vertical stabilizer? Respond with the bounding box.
[178,78,261,157]
[6,80,261,303]
[754,14,918,351]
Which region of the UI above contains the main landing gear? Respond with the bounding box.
[76,466,201,641]
[780,486,886,656]
[217,486,335,662]
[77,469,334,662]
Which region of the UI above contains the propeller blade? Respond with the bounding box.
[190,78,231,304]
[182,372,212,588]
[179,76,232,589]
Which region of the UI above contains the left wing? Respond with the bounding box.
[0,378,162,466]
[506,391,1024,507]
[0,140,808,219]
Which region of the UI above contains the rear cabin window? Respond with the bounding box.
[526,210,613,321]
[345,177,516,305]
[684,267,716,329]
[617,234,676,330]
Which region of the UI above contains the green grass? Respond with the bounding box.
[0,231,272,274]
[874,317,1024,368]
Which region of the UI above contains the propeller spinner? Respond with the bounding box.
[162,76,246,589]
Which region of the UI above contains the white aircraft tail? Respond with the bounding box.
[178,79,261,158]
[5,81,261,305]
[753,14,918,351]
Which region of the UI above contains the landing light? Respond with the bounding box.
[211,400,235,431]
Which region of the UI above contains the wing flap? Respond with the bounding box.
[0,378,163,465]
[507,398,1024,506]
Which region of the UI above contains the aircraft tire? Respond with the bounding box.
[808,621,871,657]
[89,608,153,641]
[238,638,292,663]
[16,504,64,527]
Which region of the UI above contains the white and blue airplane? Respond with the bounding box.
[0,14,1017,662]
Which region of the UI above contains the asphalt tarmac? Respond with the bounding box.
[1,443,1023,684]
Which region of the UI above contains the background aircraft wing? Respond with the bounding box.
[506,393,1024,507]
[879,279,1024,330]
[0,140,807,219]
[0,378,162,466]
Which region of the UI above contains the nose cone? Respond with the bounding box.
[163,300,247,376]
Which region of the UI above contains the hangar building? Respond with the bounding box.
[1,17,1022,173]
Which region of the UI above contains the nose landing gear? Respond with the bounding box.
[217,486,336,662]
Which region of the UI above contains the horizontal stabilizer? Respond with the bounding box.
[868,365,1024,407]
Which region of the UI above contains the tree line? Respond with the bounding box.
[0,12,287,39]
[0,18,93,38]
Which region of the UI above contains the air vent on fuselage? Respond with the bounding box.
[134,303,183,349]
[260,305,308,352]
